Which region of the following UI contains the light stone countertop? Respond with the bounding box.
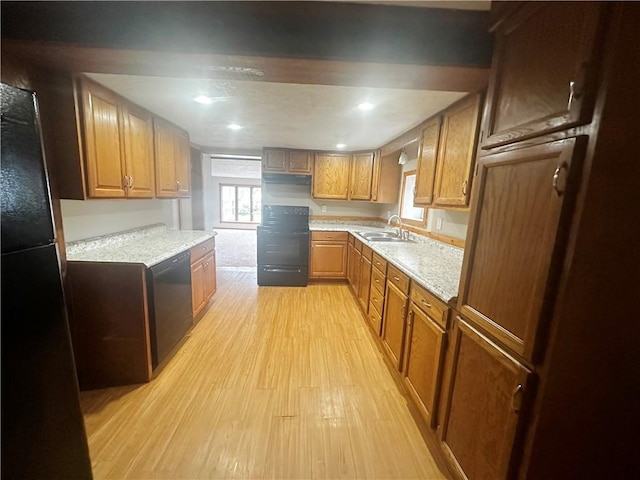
[66,224,217,268]
[310,222,464,305]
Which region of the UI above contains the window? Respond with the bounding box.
[399,170,426,226]
[220,184,262,223]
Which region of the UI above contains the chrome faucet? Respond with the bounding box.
[387,214,404,238]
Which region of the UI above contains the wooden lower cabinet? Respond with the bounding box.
[439,317,531,480]
[403,302,447,429]
[190,239,217,320]
[309,231,348,279]
[357,252,372,312]
[381,281,409,370]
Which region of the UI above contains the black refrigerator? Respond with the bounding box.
[1,83,93,478]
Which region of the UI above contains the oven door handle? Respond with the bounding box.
[262,267,303,273]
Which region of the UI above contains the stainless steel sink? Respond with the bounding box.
[355,231,415,243]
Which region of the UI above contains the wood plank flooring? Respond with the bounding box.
[80,269,447,479]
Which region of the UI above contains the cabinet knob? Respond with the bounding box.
[176,180,181,190]
[552,162,569,196]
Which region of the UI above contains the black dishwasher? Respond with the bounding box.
[147,251,192,369]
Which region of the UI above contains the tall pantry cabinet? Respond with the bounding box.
[441,2,640,479]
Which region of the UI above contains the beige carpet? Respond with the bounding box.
[215,228,257,268]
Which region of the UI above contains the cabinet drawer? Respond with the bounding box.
[368,305,382,336]
[190,238,215,264]
[369,286,385,317]
[354,239,363,252]
[348,234,355,245]
[361,245,373,261]
[311,231,348,242]
[370,267,386,295]
[372,252,387,273]
[388,264,410,294]
[411,283,448,329]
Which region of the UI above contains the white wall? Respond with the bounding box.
[61,199,176,242]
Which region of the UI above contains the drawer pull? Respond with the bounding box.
[511,384,523,413]
[375,278,380,283]
[373,298,378,303]
[202,246,207,250]
[421,299,432,308]
[394,276,401,281]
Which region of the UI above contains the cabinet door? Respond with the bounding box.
[122,103,155,198]
[346,242,355,286]
[310,242,347,278]
[313,154,350,200]
[483,2,605,148]
[358,255,372,312]
[175,131,191,197]
[439,318,531,480]
[381,281,408,370]
[203,251,217,300]
[79,78,126,198]
[288,151,312,174]
[414,117,441,206]
[349,152,374,200]
[263,149,287,172]
[154,120,177,198]
[458,137,584,360]
[191,258,206,317]
[433,93,481,207]
[403,304,446,429]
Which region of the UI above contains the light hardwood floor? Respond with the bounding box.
[80,269,447,479]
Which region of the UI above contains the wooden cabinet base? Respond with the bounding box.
[67,262,153,389]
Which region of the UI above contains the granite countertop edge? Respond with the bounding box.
[66,225,218,268]
[310,222,463,305]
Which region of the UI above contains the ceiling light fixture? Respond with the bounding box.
[358,102,375,111]
[193,95,214,105]
[228,123,244,131]
[336,143,346,150]
[398,149,408,165]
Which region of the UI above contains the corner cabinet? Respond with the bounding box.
[77,76,155,199]
[155,118,190,198]
[439,318,531,480]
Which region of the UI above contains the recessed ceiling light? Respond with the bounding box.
[228,123,244,131]
[358,102,375,111]
[193,95,214,105]
[336,143,346,149]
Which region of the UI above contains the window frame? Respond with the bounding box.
[219,183,262,224]
[399,170,427,227]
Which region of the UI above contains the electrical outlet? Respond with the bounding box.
[436,217,443,230]
[321,204,327,213]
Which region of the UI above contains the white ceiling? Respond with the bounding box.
[87,73,466,152]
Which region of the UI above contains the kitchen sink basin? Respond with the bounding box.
[355,231,415,243]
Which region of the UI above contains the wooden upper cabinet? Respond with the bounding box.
[154,119,190,198]
[175,131,191,197]
[312,153,351,199]
[482,2,605,148]
[433,93,482,207]
[439,318,531,480]
[458,137,584,361]
[287,150,312,174]
[349,152,374,200]
[78,77,127,198]
[414,116,441,206]
[262,148,312,174]
[154,120,177,198]
[263,149,287,172]
[122,103,155,198]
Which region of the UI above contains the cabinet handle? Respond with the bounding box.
[552,162,569,196]
[375,278,380,283]
[123,176,129,189]
[567,81,576,111]
[393,276,401,281]
[129,176,134,189]
[373,297,378,304]
[511,384,524,413]
[420,299,432,308]
[461,180,468,196]
[407,310,414,327]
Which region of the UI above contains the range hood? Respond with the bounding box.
[262,173,311,185]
